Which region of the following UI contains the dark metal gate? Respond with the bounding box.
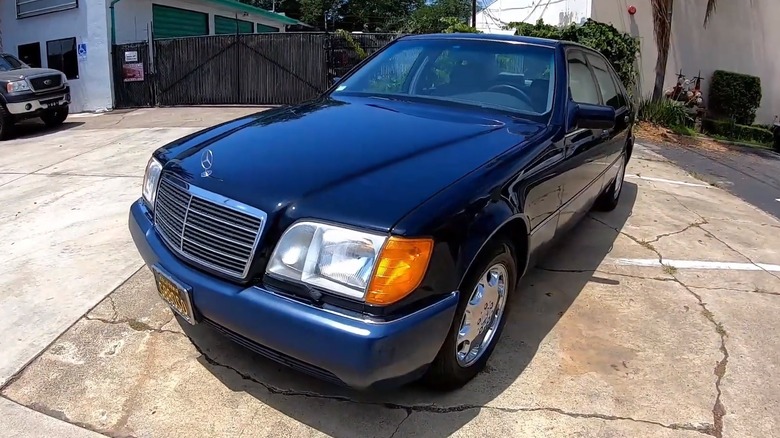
[154,33,328,106]
[111,32,399,108]
[112,42,155,109]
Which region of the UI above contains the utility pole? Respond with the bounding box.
[472,0,477,27]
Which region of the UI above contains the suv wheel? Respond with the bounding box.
[0,105,15,140]
[423,239,516,390]
[41,106,69,128]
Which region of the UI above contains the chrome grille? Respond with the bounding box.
[153,173,267,279]
[29,74,63,92]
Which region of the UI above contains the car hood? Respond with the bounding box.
[0,68,61,81]
[156,96,544,232]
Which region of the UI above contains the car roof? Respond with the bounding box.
[400,33,606,55]
[401,33,562,48]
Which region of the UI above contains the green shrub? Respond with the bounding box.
[506,19,640,99]
[708,70,762,125]
[638,98,691,128]
[335,29,367,60]
[702,118,773,144]
[440,17,481,33]
[670,124,697,137]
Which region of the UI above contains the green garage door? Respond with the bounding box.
[152,4,209,39]
[256,23,279,33]
[215,15,254,34]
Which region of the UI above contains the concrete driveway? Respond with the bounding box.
[0,108,264,436]
[1,110,779,438]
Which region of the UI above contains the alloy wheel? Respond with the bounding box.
[455,263,508,367]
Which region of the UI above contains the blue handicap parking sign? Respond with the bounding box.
[77,43,87,59]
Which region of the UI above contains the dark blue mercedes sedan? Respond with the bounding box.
[129,33,634,390]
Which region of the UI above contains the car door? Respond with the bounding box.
[585,52,631,180]
[520,140,566,259]
[557,49,608,234]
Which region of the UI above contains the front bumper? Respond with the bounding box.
[128,200,458,389]
[5,87,71,116]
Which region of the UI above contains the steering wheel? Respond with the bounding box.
[487,84,534,107]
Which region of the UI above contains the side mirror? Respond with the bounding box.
[574,103,616,130]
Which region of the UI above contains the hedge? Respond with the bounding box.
[708,70,762,126]
[507,19,640,98]
[702,118,773,144]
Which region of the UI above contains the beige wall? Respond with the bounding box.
[593,0,779,124]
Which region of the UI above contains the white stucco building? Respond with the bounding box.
[0,0,302,113]
[477,0,780,124]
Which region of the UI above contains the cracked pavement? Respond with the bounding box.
[2,112,780,437]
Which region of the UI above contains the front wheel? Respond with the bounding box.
[423,240,517,390]
[41,106,69,128]
[0,105,15,140]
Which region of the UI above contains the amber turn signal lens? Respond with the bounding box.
[365,237,434,305]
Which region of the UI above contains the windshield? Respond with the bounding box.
[331,38,556,121]
[0,54,25,72]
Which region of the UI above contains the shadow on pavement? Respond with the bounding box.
[12,120,85,139]
[180,182,638,437]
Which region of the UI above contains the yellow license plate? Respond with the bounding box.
[152,267,196,325]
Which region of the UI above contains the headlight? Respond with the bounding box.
[142,157,163,210]
[6,80,30,93]
[267,221,433,305]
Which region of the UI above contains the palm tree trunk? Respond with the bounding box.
[651,0,674,101]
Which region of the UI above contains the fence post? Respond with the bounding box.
[325,32,332,85]
[235,14,241,103]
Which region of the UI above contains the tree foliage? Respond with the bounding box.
[239,0,472,32]
[507,19,640,96]
[342,0,423,32]
[402,0,471,33]
[441,17,481,34]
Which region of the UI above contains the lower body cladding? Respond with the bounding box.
[128,200,459,389]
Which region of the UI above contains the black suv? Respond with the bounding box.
[0,53,71,140]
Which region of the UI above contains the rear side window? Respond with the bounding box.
[587,54,624,109]
[567,51,600,105]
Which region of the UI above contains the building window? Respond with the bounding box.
[46,38,79,80]
[16,0,78,19]
[18,43,42,68]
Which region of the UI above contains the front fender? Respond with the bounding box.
[454,200,529,290]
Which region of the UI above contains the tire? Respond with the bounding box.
[594,152,627,212]
[41,106,69,128]
[0,105,15,140]
[423,239,517,390]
